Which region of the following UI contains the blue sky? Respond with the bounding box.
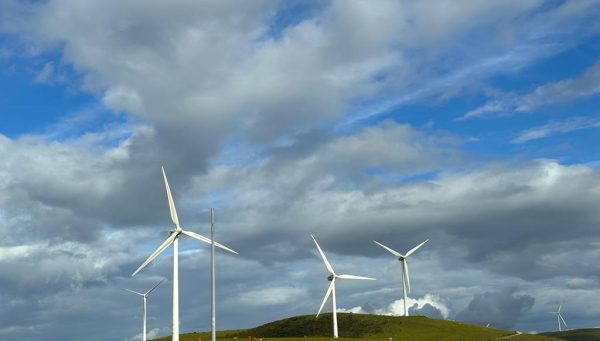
[1,1,600,340]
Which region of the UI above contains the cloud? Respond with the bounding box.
[517,60,600,112]
[34,61,54,83]
[0,232,139,296]
[354,0,600,125]
[460,96,519,121]
[237,286,308,306]
[455,289,534,329]
[124,327,165,341]
[339,294,449,319]
[5,0,589,141]
[1,112,600,338]
[461,59,600,120]
[512,116,600,143]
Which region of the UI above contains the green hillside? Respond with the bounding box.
[541,328,600,341]
[152,313,564,341]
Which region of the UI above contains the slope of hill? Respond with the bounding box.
[540,328,600,341]
[229,313,508,339]
[152,313,563,341]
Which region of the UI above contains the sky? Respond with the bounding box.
[0,0,600,340]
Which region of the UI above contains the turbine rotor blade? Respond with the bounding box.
[131,232,178,277]
[317,279,335,317]
[336,274,376,280]
[373,241,403,257]
[403,259,411,294]
[559,314,567,327]
[124,288,144,296]
[405,239,429,257]
[161,166,180,228]
[311,235,335,275]
[558,303,562,313]
[181,230,238,254]
[145,278,165,296]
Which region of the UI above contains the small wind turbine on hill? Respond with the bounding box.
[550,303,567,331]
[311,235,375,339]
[132,167,238,341]
[373,239,428,316]
[125,279,164,341]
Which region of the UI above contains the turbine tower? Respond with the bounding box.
[311,235,375,338]
[373,239,428,316]
[125,279,165,341]
[132,167,238,341]
[551,303,567,331]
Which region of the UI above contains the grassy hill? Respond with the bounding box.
[152,313,563,341]
[540,328,600,341]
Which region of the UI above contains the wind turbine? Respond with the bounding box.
[550,303,567,331]
[373,239,428,317]
[311,235,375,338]
[132,167,238,341]
[125,279,165,341]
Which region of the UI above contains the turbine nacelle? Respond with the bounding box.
[327,274,335,281]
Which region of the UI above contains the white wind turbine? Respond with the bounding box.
[132,167,238,341]
[312,235,375,339]
[373,239,428,317]
[551,303,567,331]
[125,279,165,341]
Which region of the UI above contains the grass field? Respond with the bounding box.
[541,328,600,341]
[151,313,565,341]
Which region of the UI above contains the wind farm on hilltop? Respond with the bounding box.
[124,168,599,341]
[3,2,600,340]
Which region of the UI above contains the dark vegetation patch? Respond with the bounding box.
[541,328,600,341]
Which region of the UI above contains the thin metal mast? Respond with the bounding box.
[211,208,216,341]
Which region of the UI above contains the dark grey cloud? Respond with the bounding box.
[2,122,600,339]
[455,288,535,329]
[195,142,600,279]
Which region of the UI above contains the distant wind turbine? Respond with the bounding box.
[373,239,428,316]
[550,303,567,331]
[132,167,238,341]
[125,279,165,341]
[311,235,375,339]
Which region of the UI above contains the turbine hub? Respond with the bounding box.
[327,274,334,281]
